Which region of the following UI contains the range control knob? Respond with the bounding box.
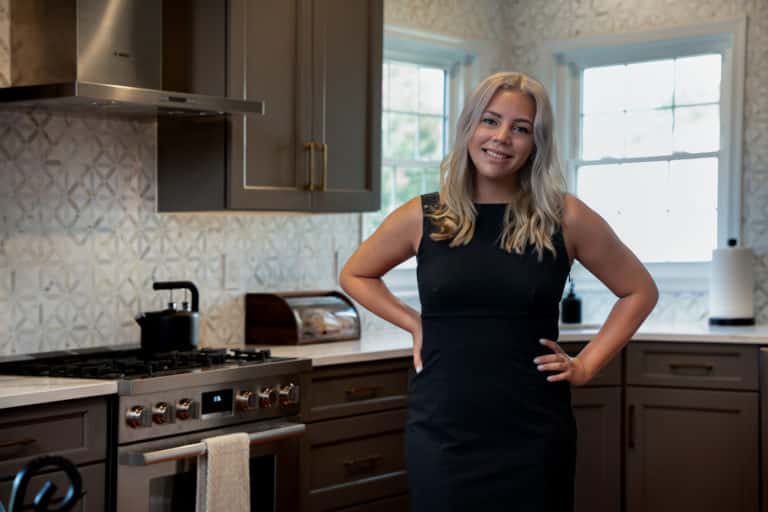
[176,398,194,420]
[152,402,172,425]
[236,390,257,411]
[126,405,148,428]
[258,387,278,408]
[278,383,300,407]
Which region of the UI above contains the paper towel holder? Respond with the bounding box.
[708,238,755,326]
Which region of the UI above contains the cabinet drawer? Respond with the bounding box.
[309,359,409,421]
[0,462,105,512]
[563,342,622,386]
[0,397,107,479]
[626,343,758,390]
[307,409,408,511]
[335,493,409,512]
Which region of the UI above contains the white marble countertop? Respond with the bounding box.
[0,376,117,410]
[257,321,768,367]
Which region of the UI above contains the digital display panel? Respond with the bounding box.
[201,389,233,416]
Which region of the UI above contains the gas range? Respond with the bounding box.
[0,344,312,511]
[0,345,312,444]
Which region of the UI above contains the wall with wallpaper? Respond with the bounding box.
[387,0,768,325]
[1,0,766,355]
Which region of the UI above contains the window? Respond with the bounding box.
[363,60,448,240]
[578,55,721,263]
[542,17,746,290]
[364,27,477,300]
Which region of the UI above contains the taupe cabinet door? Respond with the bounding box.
[625,387,758,512]
[227,0,381,212]
[227,0,312,210]
[308,0,382,212]
[571,387,622,512]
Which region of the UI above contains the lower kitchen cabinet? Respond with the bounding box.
[566,342,623,512]
[571,387,622,512]
[306,409,408,511]
[0,462,106,512]
[335,493,410,511]
[625,387,758,512]
[303,341,765,512]
[0,397,109,512]
[303,359,410,512]
[626,342,760,512]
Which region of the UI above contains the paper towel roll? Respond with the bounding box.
[709,240,754,325]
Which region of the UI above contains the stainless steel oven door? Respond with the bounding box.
[116,420,304,512]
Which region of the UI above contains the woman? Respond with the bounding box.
[339,71,658,511]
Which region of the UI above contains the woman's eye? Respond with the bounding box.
[481,117,497,126]
[514,126,530,134]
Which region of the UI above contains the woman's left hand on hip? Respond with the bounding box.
[534,338,592,386]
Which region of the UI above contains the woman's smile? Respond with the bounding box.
[481,147,514,161]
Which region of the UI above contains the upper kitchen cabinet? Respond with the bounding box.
[157,0,382,213]
[305,0,382,212]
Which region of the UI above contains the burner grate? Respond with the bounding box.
[0,347,276,379]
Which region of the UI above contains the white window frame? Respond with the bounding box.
[537,16,746,293]
[373,26,478,300]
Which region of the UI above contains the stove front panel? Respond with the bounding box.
[118,373,305,444]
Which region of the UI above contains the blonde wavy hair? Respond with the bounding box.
[427,71,566,261]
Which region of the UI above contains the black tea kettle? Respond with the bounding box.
[135,281,200,354]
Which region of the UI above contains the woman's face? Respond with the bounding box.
[468,89,536,187]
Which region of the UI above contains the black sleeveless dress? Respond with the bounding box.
[407,192,576,511]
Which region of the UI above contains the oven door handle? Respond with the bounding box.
[118,422,306,466]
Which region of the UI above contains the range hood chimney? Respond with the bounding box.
[0,0,263,117]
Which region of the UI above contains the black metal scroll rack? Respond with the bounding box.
[0,456,83,512]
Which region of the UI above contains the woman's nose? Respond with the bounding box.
[492,126,511,142]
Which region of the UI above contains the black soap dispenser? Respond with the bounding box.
[561,277,582,324]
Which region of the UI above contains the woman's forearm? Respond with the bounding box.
[576,286,658,380]
[340,274,421,335]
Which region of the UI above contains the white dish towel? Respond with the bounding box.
[196,432,251,512]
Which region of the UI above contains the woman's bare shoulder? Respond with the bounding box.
[373,195,424,255]
[562,193,589,228]
[561,193,596,261]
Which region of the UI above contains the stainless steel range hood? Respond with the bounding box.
[0,0,263,117]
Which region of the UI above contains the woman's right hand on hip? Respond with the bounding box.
[412,323,423,373]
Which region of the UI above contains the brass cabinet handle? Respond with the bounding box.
[0,437,36,449]
[668,363,714,374]
[304,142,316,191]
[343,453,382,474]
[320,142,328,192]
[345,385,380,401]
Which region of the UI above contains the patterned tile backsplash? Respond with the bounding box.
[0,110,365,354]
[1,1,767,355]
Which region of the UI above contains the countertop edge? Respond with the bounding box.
[263,326,768,368]
[0,380,117,410]
[310,348,413,367]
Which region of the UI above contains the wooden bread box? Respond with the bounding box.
[245,290,361,345]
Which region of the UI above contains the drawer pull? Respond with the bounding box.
[669,363,714,374]
[345,386,380,401]
[0,437,36,450]
[628,405,636,449]
[344,453,382,474]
